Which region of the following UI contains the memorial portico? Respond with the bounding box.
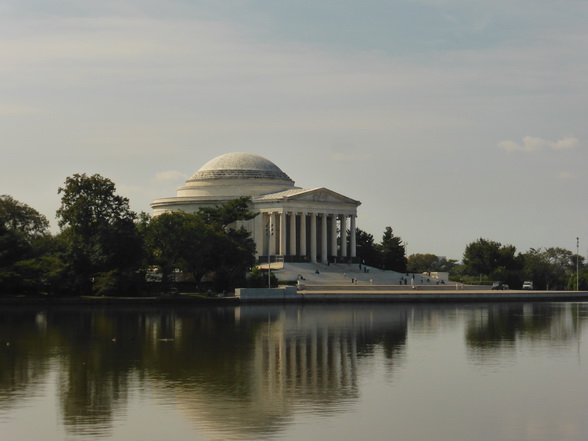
[152,153,361,263]
[256,210,357,263]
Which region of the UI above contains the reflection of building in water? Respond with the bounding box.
[164,305,409,439]
[248,305,409,400]
[253,313,360,409]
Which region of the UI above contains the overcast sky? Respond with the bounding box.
[2,0,587,260]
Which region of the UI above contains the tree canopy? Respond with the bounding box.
[352,226,408,272]
[0,194,49,239]
[197,196,258,228]
[354,228,380,267]
[378,227,407,272]
[522,247,585,290]
[144,197,258,291]
[0,200,64,295]
[462,238,519,276]
[56,173,143,295]
[407,253,459,274]
[57,174,136,232]
[145,210,210,288]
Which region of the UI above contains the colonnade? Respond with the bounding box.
[257,211,357,263]
[253,326,358,396]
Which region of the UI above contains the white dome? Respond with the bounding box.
[170,152,296,200]
[189,153,293,183]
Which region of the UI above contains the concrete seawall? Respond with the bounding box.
[237,287,588,303]
[3,288,587,305]
[236,286,299,302]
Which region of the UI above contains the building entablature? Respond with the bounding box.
[177,179,297,198]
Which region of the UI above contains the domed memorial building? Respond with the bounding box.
[151,153,361,263]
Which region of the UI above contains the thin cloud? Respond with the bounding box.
[498,136,579,153]
[558,171,577,180]
[154,170,188,182]
[331,153,375,162]
[117,184,143,195]
[552,136,579,150]
[0,104,40,116]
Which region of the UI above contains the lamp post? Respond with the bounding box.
[577,237,580,291]
[266,217,274,288]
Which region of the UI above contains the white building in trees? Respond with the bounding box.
[152,152,361,263]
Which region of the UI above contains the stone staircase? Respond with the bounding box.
[271,262,430,286]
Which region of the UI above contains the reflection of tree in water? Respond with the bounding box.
[0,309,53,410]
[3,307,165,437]
[465,302,586,364]
[3,305,264,438]
[54,308,145,438]
[0,303,409,439]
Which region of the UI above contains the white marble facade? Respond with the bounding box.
[151,153,361,263]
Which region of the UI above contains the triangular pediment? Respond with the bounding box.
[255,187,360,206]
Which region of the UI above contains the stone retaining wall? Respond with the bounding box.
[236,286,300,302]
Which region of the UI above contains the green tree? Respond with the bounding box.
[435,257,459,273]
[407,253,439,273]
[463,238,518,276]
[407,253,458,274]
[0,195,49,240]
[212,227,257,290]
[543,247,581,272]
[378,227,407,272]
[145,210,209,290]
[56,173,143,295]
[194,197,257,290]
[13,253,67,295]
[0,197,64,295]
[354,228,381,267]
[197,196,258,227]
[568,268,588,291]
[462,238,523,287]
[523,247,584,290]
[145,199,258,292]
[0,224,31,294]
[248,266,278,288]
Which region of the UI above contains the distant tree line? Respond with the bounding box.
[404,238,587,290]
[456,238,587,290]
[355,231,586,290]
[0,174,257,296]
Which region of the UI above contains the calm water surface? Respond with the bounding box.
[1,302,587,441]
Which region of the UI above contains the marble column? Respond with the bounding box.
[255,211,265,257]
[310,212,317,263]
[331,214,338,259]
[289,212,297,256]
[279,211,286,256]
[299,212,307,258]
[269,212,276,256]
[341,215,348,258]
[350,215,357,258]
[321,213,328,264]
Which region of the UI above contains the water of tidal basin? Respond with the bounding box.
[1,302,588,441]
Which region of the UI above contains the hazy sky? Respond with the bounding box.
[2,0,587,260]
